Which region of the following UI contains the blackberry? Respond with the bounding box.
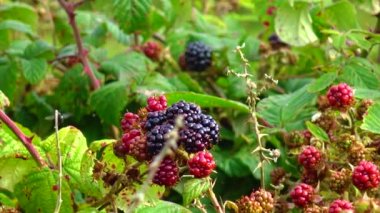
[236,196,262,213]
[142,41,161,60]
[121,129,141,149]
[153,157,179,186]
[180,129,211,153]
[327,83,355,109]
[113,141,129,158]
[129,134,150,162]
[144,111,167,131]
[120,112,140,132]
[304,205,323,213]
[146,95,167,112]
[178,54,187,70]
[329,169,351,193]
[166,100,201,120]
[188,151,216,178]
[329,199,353,213]
[298,146,323,170]
[270,168,288,185]
[184,41,212,72]
[301,170,320,186]
[352,160,380,191]
[147,123,174,156]
[357,99,373,120]
[250,189,274,212]
[290,183,314,207]
[348,144,366,165]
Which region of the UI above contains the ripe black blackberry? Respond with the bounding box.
[166,100,201,120]
[144,111,167,131]
[146,123,174,156]
[184,41,212,72]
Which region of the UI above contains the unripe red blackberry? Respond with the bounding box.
[178,54,187,70]
[188,151,216,178]
[153,157,179,186]
[113,140,129,158]
[142,41,161,60]
[298,146,322,170]
[290,183,314,207]
[184,41,212,72]
[329,169,351,193]
[122,129,141,148]
[352,160,380,191]
[329,199,353,213]
[129,134,150,162]
[250,189,274,212]
[236,196,262,213]
[301,170,320,186]
[327,83,354,109]
[270,167,288,185]
[120,112,140,132]
[146,95,167,112]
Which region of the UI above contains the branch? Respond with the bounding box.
[126,117,184,213]
[207,187,224,213]
[57,0,100,90]
[54,110,63,213]
[0,110,47,167]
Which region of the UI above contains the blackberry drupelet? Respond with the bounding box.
[144,111,167,131]
[184,41,212,72]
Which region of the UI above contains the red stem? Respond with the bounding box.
[57,0,100,90]
[0,110,47,167]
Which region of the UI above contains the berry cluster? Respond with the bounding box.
[114,95,219,187]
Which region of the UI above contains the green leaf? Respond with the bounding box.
[0,3,38,30]
[177,73,205,93]
[113,0,152,33]
[40,127,88,192]
[14,169,74,213]
[0,158,37,192]
[324,1,360,31]
[90,82,128,125]
[307,73,337,93]
[21,58,48,84]
[105,21,130,45]
[183,179,210,206]
[100,52,151,84]
[340,59,379,89]
[275,2,318,46]
[166,92,249,113]
[355,88,380,99]
[135,200,191,213]
[0,20,35,36]
[0,90,9,109]
[306,121,329,142]
[89,139,116,152]
[361,103,380,134]
[24,40,54,60]
[79,150,105,197]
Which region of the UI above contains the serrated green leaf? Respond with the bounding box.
[275,2,318,46]
[324,0,360,31]
[135,200,191,213]
[40,126,88,192]
[89,139,116,152]
[113,0,152,33]
[306,121,329,142]
[183,179,210,206]
[79,150,104,197]
[0,20,35,36]
[177,73,205,93]
[0,192,15,207]
[105,21,130,45]
[14,169,74,213]
[0,159,37,192]
[24,40,54,60]
[21,58,48,84]
[308,73,337,93]
[90,82,128,125]
[361,103,380,134]
[166,92,249,113]
[100,143,125,173]
[340,59,379,89]
[100,52,151,84]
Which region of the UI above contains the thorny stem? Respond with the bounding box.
[54,110,63,213]
[207,187,224,213]
[227,44,273,189]
[125,117,184,213]
[57,0,100,90]
[0,110,47,167]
